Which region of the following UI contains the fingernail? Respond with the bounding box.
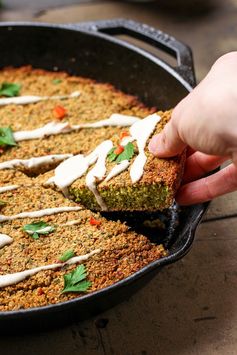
[148,136,159,154]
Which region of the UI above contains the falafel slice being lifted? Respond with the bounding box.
[47,110,185,212]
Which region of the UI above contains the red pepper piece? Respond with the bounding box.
[120,131,129,140]
[114,145,124,155]
[53,105,66,120]
[37,287,44,296]
[89,216,101,226]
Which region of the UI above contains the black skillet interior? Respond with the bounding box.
[0,19,209,332]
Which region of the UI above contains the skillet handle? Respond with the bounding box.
[76,19,196,88]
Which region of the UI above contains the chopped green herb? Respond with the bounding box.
[62,264,91,293]
[23,221,55,240]
[108,142,134,163]
[52,79,62,85]
[0,82,21,97]
[107,147,117,162]
[116,142,134,163]
[59,249,75,262]
[0,127,16,147]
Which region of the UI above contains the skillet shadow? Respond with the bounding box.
[0,218,235,355]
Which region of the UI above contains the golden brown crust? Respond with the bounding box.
[71,110,185,211]
[0,66,180,311]
[0,66,154,168]
[0,183,167,311]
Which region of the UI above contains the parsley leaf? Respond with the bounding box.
[108,142,135,163]
[116,142,134,163]
[62,264,91,293]
[0,127,16,147]
[107,147,117,162]
[59,249,75,262]
[0,82,21,97]
[23,221,55,240]
[52,79,62,85]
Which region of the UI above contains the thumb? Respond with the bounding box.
[149,108,186,157]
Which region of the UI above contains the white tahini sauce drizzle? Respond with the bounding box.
[81,113,140,128]
[86,140,113,211]
[13,114,140,142]
[0,233,13,249]
[13,121,79,142]
[0,249,100,288]
[0,91,80,106]
[95,113,160,185]
[129,113,161,183]
[0,154,72,170]
[0,206,82,223]
[104,160,130,182]
[61,219,81,226]
[0,185,19,193]
[66,249,100,264]
[48,140,113,209]
[26,226,53,235]
[48,154,90,197]
[120,136,134,146]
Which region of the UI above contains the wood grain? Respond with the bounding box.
[1,1,237,354]
[1,218,237,355]
[37,0,237,80]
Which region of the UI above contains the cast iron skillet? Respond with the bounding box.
[0,19,208,333]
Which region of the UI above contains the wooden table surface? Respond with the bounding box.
[1,1,237,354]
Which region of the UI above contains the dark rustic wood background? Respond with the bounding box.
[1,1,237,354]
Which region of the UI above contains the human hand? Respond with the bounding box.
[149,52,237,205]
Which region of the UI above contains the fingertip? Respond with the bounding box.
[149,131,186,158]
[149,131,175,157]
[149,133,172,157]
[148,134,161,155]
